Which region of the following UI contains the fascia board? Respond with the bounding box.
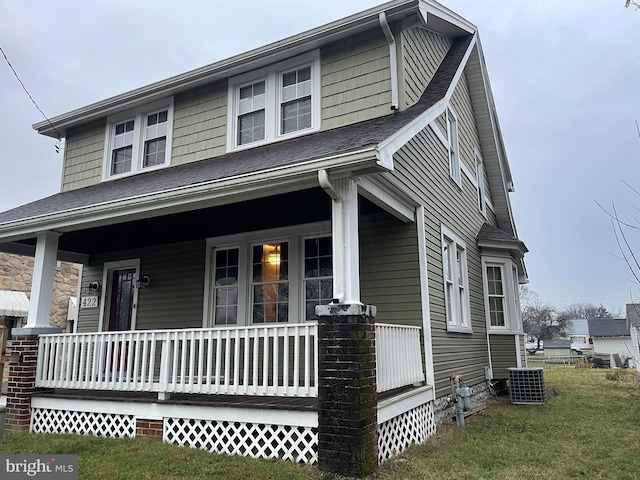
[0,148,378,239]
[357,176,416,222]
[34,0,421,137]
[420,0,476,34]
[376,34,477,169]
[474,37,518,235]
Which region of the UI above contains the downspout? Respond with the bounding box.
[379,12,399,111]
[318,169,340,201]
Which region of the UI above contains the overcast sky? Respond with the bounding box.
[1,1,639,314]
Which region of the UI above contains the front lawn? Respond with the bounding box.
[1,367,638,479]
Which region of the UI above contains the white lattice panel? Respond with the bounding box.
[164,417,318,464]
[378,402,436,463]
[31,408,135,438]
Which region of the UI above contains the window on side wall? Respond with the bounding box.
[227,50,320,151]
[205,226,332,327]
[482,256,522,334]
[103,98,174,180]
[446,107,461,186]
[441,225,471,332]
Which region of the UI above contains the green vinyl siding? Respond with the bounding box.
[401,27,452,108]
[489,334,517,379]
[321,27,392,130]
[386,72,495,396]
[359,213,422,327]
[61,118,106,191]
[171,81,228,165]
[76,240,205,333]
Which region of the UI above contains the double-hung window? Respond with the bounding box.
[446,107,461,185]
[442,226,471,332]
[205,224,332,327]
[482,256,522,333]
[103,98,174,180]
[227,50,320,151]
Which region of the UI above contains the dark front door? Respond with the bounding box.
[108,268,136,331]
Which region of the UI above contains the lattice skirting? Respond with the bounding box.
[378,401,436,463]
[31,408,135,438]
[164,417,318,464]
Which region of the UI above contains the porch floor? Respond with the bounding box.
[32,388,318,411]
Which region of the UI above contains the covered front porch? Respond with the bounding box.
[1,168,435,471]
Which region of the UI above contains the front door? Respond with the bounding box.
[107,268,136,331]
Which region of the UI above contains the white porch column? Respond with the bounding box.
[21,231,62,333]
[329,176,360,304]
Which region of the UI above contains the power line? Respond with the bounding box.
[0,45,63,149]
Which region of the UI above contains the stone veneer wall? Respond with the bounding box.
[0,252,80,329]
[433,381,492,426]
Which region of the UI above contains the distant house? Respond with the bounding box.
[626,304,640,371]
[567,319,590,351]
[543,340,571,357]
[588,318,632,364]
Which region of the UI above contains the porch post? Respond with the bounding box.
[23,231,62,332]
[6,232,62,432]
[316,303,378,477]
[319,173,360,304]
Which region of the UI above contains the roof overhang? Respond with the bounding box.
[0,147,381,242]
[34,0,474,138]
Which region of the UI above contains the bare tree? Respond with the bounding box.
[520,286,571,351]
[556,303,621,321]
[626,1,640,9]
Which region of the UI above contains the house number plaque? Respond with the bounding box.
[80,295,99,309]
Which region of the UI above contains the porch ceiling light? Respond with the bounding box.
[135,275,151,289]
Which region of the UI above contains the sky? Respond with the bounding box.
[0,0,639,315]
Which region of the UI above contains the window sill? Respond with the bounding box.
[446,324,473,334]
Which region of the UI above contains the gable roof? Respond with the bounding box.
[626,304,640,328]
[34,0,474,139]
[567,319,589,336]
[0,36,473,238]
[588,318,630,338]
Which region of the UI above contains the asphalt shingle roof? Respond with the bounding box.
[587,318,630,337]
[0,36,473,227]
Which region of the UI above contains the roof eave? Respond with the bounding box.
[0,148,380,240]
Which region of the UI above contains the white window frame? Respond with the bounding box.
[441,225,471,333]
[203,222,330,327]
[482,255,523,334]
[102,98,174,181]
[446,107,461,186]
[226,50,321,152]
[475,150,487,217]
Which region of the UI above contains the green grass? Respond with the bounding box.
[1,368,638,479]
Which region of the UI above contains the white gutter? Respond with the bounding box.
[0,148,379,240]
[379,12,399,111]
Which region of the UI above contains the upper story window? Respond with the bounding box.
[227,51,320,151]
[475,151,487,216]
[441,225,471,333]
[482,256,522,334]
[103,98,174,180]
[446,107,461,186]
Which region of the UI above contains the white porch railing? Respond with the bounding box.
[35,322,424,398]
[375,323,425,393]
[36,323,318,398]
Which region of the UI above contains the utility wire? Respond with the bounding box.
[0,45,64,148]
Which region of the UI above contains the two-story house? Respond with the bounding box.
[0,0,527,475]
